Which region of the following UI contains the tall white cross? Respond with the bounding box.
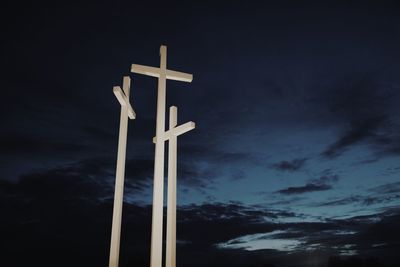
[131,45,192,267]
[152,106,195,267]
[109,76,136,267]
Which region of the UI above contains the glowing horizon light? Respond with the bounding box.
[216,230,303,251]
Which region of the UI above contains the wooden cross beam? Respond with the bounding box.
[152,120,195,143]
[113,77,136,119]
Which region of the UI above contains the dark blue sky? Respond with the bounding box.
[1,1,400,267]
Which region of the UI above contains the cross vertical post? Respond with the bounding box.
[151,45,167,267]
[166,106,177,267]
[109,76,136,267]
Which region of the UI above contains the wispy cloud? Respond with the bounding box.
[370,181,400,194]
[322,116,387,158]
[217,230,303,251]
[277,183,332,195]
[317,188,400,207]
[2,169,400,266]
[313,74,400,160]
[318,196,363,207]
[276,173,339,195]
[271,158,307,172]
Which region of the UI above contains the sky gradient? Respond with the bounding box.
[2,1,400,267]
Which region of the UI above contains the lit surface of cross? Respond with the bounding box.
[131,45,192,267]
[109,76,136,267]
[152,106,195,267]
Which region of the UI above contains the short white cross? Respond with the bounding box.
[109,76,136,267]
[152,106,195,267]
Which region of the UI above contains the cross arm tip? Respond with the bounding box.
[165,70,193,83]
[160,45,167,54]
[128,107,136,120]
[113,86,136,120]
[131,64,161,78]
[113,86,125,105]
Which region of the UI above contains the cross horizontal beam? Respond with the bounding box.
[131,64,193,83]
[152,121,195,143]
[113,86,136,119]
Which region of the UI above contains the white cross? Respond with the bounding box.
[152,106,195,267]
[109,76,136,267]
[131,45,192,267]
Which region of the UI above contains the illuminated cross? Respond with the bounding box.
[109,76,136,267]
[131,45,192,267]
[152,106,195,267]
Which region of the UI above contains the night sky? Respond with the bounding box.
[2,1,400,267]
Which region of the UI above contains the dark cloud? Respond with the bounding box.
[319,195,364,207]
[11,162,112,200]
[324,210,400,265]
[361,195,400,206]
[1,169,400,267]
[2,152,219,201]
[264,196,307,206]
[371,129,400,157]
[318,192,400,208]
[370,181,400,194]
[317,73,400,159]
[178,204,400,267]
[277,183,332,195]
[180,145,258,164]
[322,116,388,158]
[176,144,261,189]
[0,132,89,155]
[3,157,155,201]
[271,158,307,172]
[315,180,400,209]
[177,162,215,190]
[276,173,338,195]
[311,173,340,185]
